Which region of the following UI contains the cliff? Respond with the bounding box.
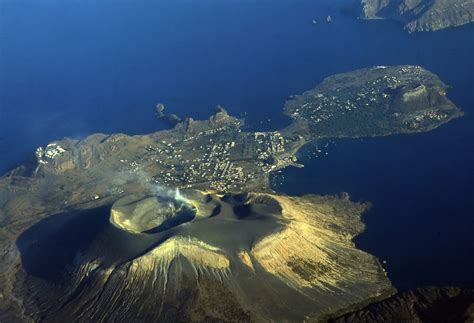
[357,0,474,32]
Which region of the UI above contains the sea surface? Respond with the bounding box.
[1,0,473,290]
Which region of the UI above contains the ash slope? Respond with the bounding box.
[356,0,474,32]
[13,192,393,322]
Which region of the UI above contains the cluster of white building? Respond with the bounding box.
[35,143,67,165]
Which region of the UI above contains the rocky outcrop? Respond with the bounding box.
[155,102,182,126]
[332,286,474,322]
[356,0,474,32]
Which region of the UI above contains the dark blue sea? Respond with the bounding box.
[1,0,473,291]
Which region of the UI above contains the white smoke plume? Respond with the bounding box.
[109,168,191,206]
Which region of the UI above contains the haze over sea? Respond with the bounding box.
[1,0,473,290]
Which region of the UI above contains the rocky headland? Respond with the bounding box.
[355,0,474,32]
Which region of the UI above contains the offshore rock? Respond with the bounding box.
[155,102,182,126]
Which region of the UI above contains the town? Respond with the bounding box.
[114,113,304,192]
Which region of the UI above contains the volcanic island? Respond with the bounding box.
[0,66,465,321]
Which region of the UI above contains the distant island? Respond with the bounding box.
[355,0,474,32]
[0,65,464,321]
